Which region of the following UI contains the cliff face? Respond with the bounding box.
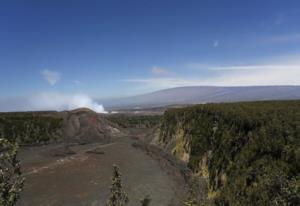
[157,101,300,205]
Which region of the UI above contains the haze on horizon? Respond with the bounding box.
[0,0,300,112]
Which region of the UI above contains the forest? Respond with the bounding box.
[105,114,161,129]
[159,100,300,205]
[0,111,63,144]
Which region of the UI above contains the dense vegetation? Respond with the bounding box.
[0,138,24,206]
[0,112,63,144]
[159,100,300,205]
[106,114,161,128]
[106,164,151,206]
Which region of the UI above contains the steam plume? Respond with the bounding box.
[29,93,107,113]
[0,93,106,113]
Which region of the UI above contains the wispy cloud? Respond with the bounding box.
[151,66,168,75]
[213,40,219,47]
[208,64,300,86]
[124,54,300,89]
[125,66,299,88]
[73,80,81,85]
[41,69,61,85]
[124,78,201,89]
[209,64,299,71]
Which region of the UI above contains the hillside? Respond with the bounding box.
[0,108,119,145]
[102,86,300,109]
[155,100,300,205]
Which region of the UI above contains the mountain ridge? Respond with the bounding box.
[101,85,300,109]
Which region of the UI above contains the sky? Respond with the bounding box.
[0,0,300,111]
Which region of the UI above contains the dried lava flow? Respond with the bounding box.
[17,110,187,206]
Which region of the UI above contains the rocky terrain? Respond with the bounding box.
[2,109,190,206]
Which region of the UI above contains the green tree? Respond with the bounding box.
[140,195,151,206]
[0,138,24,206]
[106,164,129,206]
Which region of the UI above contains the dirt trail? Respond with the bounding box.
[21,142,117,176]
[17,134,186,206]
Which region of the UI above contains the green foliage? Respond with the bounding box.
[0,112,63,144]
[183,176,208,206]
[106,164,129,206]
[106,114,160,129]
[160,100,300,206]
[0,138,24,206]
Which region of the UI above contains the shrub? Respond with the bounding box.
[0,138,24,206]
[106,164,129,206]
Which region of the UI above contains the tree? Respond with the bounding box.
[0,138,24,206]
[140,195,151,206]
[106,164,129,206]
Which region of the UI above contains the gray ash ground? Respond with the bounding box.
[17,129,188,206]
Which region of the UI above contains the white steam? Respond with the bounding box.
[28,93,107,113]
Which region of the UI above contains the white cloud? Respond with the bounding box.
[124,78,197,89]
[125,55,300,89]
[209,64,300,86]
[0,93,107,113]
[209,64,298,71]
[213,40,219,47]
[151,66,168,75]
[73,80,81,85]
[41,69,61,85]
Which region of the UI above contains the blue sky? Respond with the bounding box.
[0,0,300,111]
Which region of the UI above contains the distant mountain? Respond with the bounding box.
[101,86,300,109]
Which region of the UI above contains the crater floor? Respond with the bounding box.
[17,135,181,206]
